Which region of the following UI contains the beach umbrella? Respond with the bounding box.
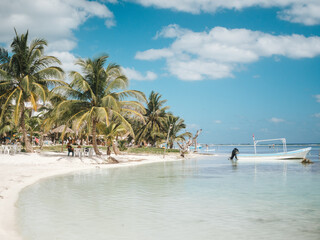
[51,125,74,134]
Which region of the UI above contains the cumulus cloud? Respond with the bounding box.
[270,117,285,123]
[136,24,320,81]
[314,113,320,118]
[0,0,115,79]
[131,0,320,25]
[278,2,320,26]
[315,94,320,103]
[136,49,174,60]
[0,0,114,50]
[121,67,157,81]
[48,51,82,78]
[214,120,222,124]
[0,0,114,49]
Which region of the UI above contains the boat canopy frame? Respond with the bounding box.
[253,138,287,154]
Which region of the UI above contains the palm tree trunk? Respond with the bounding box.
[30,131,33,147]
[92,119,101,155]
[20,104,33,152]
[40,131,44,150]
[61,139,64,152]
[112,143,120,155]
[107,146,111,155]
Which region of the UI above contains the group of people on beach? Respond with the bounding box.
[67,142,90,157]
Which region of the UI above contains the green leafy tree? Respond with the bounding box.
[0,30,64,152]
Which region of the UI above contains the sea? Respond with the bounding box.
[16,145,320,240]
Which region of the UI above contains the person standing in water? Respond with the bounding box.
[229,148,239,160]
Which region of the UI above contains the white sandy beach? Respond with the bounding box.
[0,151,188,240]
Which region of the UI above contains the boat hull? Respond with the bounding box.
[237,147,311,160]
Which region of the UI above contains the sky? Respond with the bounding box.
[0,0,320,144]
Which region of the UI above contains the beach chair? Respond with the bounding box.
[11,145,17,155]
[0,145,5,154]
[87,148,94,157]
[16,145,22,153]
[83,148,94,157]
[74,148,83,158]
[9,145,17,155]
[4,145,11,154]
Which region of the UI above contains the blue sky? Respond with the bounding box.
[1,0,320,143]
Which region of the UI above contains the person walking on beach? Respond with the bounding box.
[67,142,74,156]
[229,148,239,160]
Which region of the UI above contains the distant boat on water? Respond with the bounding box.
[237,137,311,160]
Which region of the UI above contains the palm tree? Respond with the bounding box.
[136,91,169,146]
[24,109,42,146]
[0,30,64,152]
[55,55,146,155]
[164,114,191,149]
[38,91,67,149]
[0,99,16,140]
[97,122,127,156]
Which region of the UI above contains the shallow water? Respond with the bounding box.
[17,146,320,240]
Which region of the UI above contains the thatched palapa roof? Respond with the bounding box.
[51,125,74,134]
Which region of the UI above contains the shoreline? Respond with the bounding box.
[0,151,197,240]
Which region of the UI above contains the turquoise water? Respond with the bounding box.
[17,146,320,240]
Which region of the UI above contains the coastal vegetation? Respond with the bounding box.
[0,30,192,155]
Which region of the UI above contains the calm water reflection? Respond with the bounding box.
[17,146,320,240]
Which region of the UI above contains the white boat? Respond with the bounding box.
[237,137,311,160]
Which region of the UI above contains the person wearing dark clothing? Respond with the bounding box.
[67,143,74,156]
[229,148,239,160]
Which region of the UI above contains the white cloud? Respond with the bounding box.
[314,113,320,118]
[136,24,320,81]
[0,0,115,76]
[186,123,200,130]
[214,120,222,124]
[270,117,285,123]
[315,94,320,103]
[0,0,114,49]
[49,51,80,72]
[131,0,320,25]
[136,49,174,60]
[105,19,116,28]
[47,51,84,83]
[121,67,157,81]
[278,2,320,26]
[167,59,233,81]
